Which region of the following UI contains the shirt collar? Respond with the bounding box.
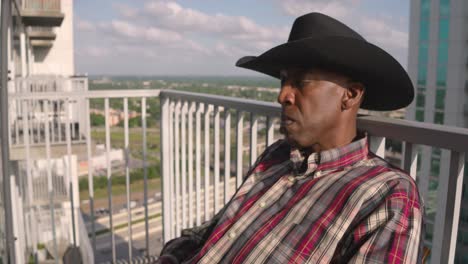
[290,135,369,176]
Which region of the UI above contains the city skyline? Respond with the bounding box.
[74,0,410,76]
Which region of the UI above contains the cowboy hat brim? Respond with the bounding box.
[236,36,414,111]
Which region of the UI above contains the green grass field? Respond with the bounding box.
[91,127,160,163]
[80,178,161,201]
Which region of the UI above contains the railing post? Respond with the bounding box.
[181,102,188,229]
[236,111,244,188]
[141,97,150,258]
[123,97,133,261]
[369,135,385,158]
[249,113,258,166]
[160,96,172,243]
[402,142,418,180]
[85,98,96,252]
[266,116,275,148]
[65,98,77,247]
[214,106,221,213]
[188,102,195,228]
[195,103,203,226]
[174,101,181,236]
[104,98,116,263]
[224,110,231,204]
[431,151,465,264]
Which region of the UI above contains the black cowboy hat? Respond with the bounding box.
[236,12,414,111]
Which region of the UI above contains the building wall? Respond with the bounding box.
[406,0,468,263]
[32,0,74,76]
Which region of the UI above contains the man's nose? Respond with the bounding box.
[277,84,295,105]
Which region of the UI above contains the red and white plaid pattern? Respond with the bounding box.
[192,136,424,263]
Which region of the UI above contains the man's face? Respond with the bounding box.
[277,68,348,150]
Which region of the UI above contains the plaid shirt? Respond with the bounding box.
[188,136,424,263]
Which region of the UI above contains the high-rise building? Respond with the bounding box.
[406,0,468,262]
[1,1,92,262]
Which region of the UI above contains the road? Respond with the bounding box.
[88,178,236,263]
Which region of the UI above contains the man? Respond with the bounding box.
[159,12,424,263]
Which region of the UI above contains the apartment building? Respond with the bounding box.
[1,0,92,263]
[406,0,468,262]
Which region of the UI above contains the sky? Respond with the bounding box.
[74,0,410,76]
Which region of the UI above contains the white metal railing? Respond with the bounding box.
[9,88,163,263]
[9,77,88,147]
[6,85,468,264]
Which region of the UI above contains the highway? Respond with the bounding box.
[88,178,236,263]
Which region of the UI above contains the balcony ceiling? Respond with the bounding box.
[19,10,64,27]
[30,39,54,48]
[28,30,56,40]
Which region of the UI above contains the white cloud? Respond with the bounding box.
[359,17,408,49]
[278,0,408,67]
[75,18,95,31]
[83,46,110,57]
[143,1,287,43]
[113,3,139,18]
[280,0,359,20]
[103,20,184,45]
[75,1,409,75]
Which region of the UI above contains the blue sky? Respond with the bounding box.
[74,0,409,76]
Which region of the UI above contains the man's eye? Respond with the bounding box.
[294,80,306,90]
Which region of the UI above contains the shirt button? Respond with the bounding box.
[259,201,266,208]
[315,171,322,177]
[288,176,295,183]
[229,232,236,239]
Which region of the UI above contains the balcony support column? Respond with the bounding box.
[0,0,16,262]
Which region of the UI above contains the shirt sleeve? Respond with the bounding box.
[348,179,424,264]
[158,206,224,263]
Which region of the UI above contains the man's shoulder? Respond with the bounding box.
[256,139,291,164]
[354,153,422,209]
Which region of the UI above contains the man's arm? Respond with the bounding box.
[158,203,225,263]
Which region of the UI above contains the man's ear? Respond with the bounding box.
[342,82,365,110]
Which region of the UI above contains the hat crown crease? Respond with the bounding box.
[288,13,365,42]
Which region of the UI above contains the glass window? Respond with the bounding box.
[416,109,425,122]
[430,157,441,176]
[419,43,429,64]
[419,20,430,41]
[434,111,444,124]
[425,222,434,240]
[416,93,425,107]
[421,0,431,19]
[429,179,439,190]
[435,89,446,110]
[418,65,427,86]
[439,19,450,40]
[437,41,449,64]
[436,65,447,87]
[440,0,450,17]
[432,147,441,157]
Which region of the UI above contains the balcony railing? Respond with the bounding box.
[22,0,60,12]
[4,77,468,263]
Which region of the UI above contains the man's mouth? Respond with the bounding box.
[281,114,296,127]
